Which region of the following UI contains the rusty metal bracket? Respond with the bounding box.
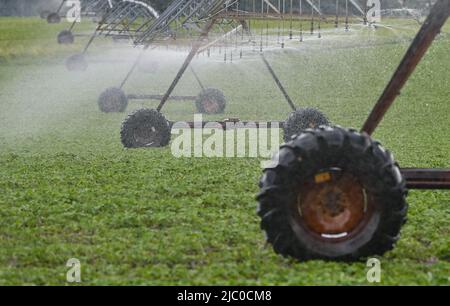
[401,168,450,189]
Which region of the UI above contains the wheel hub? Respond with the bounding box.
[321,189,346,217]
[296,172,370,238]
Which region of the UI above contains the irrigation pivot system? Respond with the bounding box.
[101,0,450,261]
[114,0,389,147]
[100,0,370,132]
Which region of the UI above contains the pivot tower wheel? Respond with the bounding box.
[58,30,75,44]
[98,87,128,113]
[195,88,227,114]
[284,108,330,142]
[121,109,171,148]
[257,126,408,261]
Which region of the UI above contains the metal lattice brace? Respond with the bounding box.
[95,0,160,40]
[130,0,374,47]
[133,0,231,45]
[68,0,159,57]
[131,1,301,113]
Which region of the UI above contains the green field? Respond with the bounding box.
[0,17,449,285]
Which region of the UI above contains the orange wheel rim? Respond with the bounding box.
[295,171,374,240]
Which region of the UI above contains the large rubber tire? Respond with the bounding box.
[121,109,171,148]
[58,30,75,44]
[284,107,330,142]
[65,54,88,72]
[257,126,408,261]
[98,87,128,113]
[195,88,226,114]
[47,13,61,24]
